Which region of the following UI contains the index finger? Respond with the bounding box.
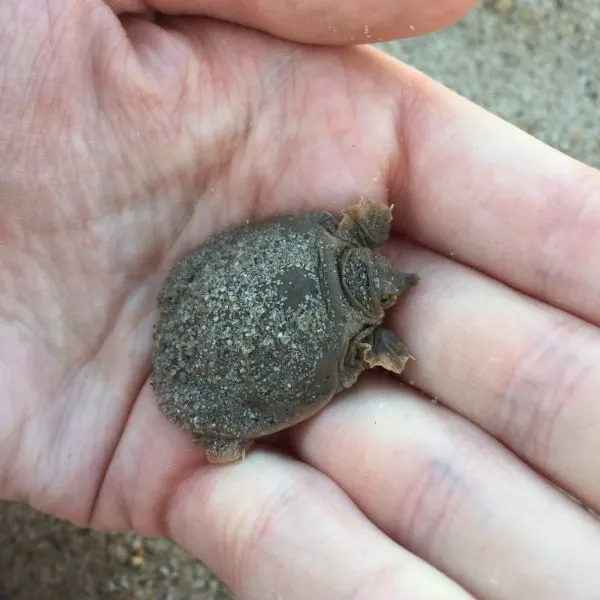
[382,51,600,326]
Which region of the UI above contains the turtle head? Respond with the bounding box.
[373,255,419,311]
[340,249,418,318]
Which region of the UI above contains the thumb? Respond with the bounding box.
[108,0,477,45]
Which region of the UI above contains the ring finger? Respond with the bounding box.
[292,375,600,600]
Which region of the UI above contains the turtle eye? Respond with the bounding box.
[380,293,395,309]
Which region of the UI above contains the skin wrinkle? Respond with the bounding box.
[45,248,115,362]
[3,254,69,351]
[0,8,15,67]
[161,466,243,592]
[168,457,419,600]
[92,17,193,147]
[5,202,159,521]
[88,18,124,117]
[399,457,469,564]
[120,418,183,534]
[173,107,257,252]
[342,51,402,199]
[14,399,62,508]
[252,141,293,220]
[384,239,600,509]
[8,84,106,240]
[269,50,397,211]
[68,27,246,288]
[104,27,192,127]
[226,53,291,218]
[27,17,84,144]
[124,20,180,79]
[1,6,64,146]
[254,45,304,103]
[348,563,410,600]
[87,388,178,532]
[387,67,440,224]
[134,444,205,538]
[246,55,307,210]
[495,318,597,475]
[278,75,323,199]
[81,285,169,528]
[202,49,301,222]
[96,81,173,187]
[534,179,600,322]
[34,392,88,511]
[206,473,247,590]
[155,24,264,210]
[324,71,368,191]
[0,348,28,501]
[17,340,127,518]
[231,475,303,595]
[84,369,147,527]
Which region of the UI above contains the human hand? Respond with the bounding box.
[2,1,600,598]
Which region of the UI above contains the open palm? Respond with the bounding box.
[2,1,600,599]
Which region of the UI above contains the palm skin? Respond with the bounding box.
[0,6,424,521]
[2,2,600,599]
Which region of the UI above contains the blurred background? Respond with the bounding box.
[1,1,598,598]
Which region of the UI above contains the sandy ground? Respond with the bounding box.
[1,2,598,598]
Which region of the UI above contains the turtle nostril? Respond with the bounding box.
[404,272,420,288]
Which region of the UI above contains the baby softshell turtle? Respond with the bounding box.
[151,198,419,463]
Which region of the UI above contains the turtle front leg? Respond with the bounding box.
[359,327,413,375]
[340,326,412,388]
[195,436,254,464]
[337,197,392,248]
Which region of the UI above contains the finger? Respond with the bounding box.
[106,0,477,44]
[91,392,474,600]
[167,451,477,600]
[380,238,600,513]
[379,51,600,326]
[292,377,600,600]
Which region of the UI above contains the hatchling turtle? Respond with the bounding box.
[151,198,419,463]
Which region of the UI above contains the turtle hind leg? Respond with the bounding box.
[338,197,392,248]
[195,437,254,464]
[358,327,413,375]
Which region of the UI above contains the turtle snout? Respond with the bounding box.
[398,272,420,290]
[377,262,419,309]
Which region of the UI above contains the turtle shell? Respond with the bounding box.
[151,213,366,441]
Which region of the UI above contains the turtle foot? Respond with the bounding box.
[196,437,255,464]
[359,327,413,375]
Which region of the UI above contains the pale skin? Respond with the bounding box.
[1,0,600,598]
